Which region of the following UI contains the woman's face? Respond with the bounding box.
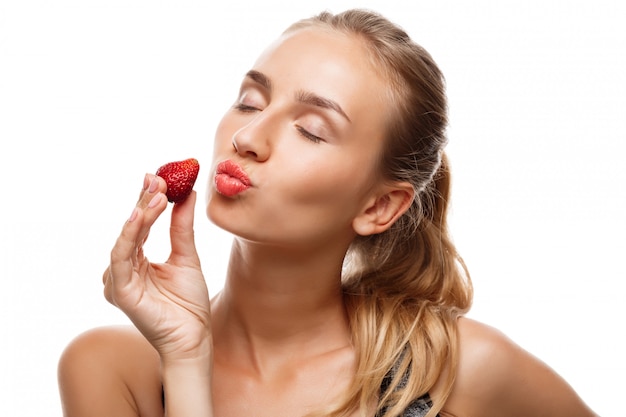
[207,27,393,250]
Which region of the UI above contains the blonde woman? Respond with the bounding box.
[58,9,597,417]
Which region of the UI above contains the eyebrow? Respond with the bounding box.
[295,90,351,123]
[245,70,272,91]
[245,69,351,123]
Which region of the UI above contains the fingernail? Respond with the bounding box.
[143,174,150,190]
[148,176,159,193]
[128,207,139,222]
[148,194,162,208]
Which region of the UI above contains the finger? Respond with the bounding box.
[105,175,167,308]
[168,190,199,265]
[103,266,109,285]
[136,173,165,202]
[136,173,151,201]
[108,205,146,291]
[103,266,114,304]
[138,175,166,207]
[135,174,168,247]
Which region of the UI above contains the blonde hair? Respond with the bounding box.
[287,9,473,417]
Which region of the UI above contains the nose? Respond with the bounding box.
[231,113,272,162]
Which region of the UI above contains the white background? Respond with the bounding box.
[1,0,624,415]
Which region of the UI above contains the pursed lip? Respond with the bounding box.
[216,160,252,185]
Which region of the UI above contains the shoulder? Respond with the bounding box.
[455,317,520,379]
[58,325,163,416]
[59,325,158,368]
[440,317,597,417]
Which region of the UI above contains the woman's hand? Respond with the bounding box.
[103,174,212,362]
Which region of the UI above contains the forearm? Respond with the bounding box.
[161,355,214,417]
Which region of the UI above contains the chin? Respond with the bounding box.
[205,190,224,226]
[205,192,246,237]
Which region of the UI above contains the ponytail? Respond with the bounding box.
[341,152,472,417]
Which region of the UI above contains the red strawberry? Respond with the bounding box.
[155,158,200,203]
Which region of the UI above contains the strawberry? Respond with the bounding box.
[155,158,200,203]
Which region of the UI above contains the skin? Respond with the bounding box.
[58,28,597,417]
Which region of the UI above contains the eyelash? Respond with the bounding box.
[296,126,323,144]
[234,103,324,144]
[233,103,258,113]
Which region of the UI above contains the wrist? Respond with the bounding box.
[160,346,213,373]
[161,354,214,417]
[157,329,213,365]
[161,357,212,385]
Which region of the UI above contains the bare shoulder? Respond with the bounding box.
[440,317,597,417]
[58,325,163,417]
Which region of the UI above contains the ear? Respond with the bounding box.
[352,182,414,236]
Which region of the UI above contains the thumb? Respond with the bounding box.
[168,190,199,266]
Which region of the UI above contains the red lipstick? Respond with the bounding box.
[214,160,251,197]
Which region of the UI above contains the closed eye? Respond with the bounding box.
[296,125,324,144]
[233,103,259,113]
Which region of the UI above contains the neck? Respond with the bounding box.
[211,237,352,371]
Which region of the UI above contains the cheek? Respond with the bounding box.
[276,154,372,214]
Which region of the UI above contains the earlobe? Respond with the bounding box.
[352,183,414,236]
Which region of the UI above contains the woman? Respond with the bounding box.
[58,9,597,417]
